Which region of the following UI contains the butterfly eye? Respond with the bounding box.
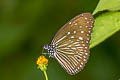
[43,44,49,50]
[44,13,94,75]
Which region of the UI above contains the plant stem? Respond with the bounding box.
[43,71,48,80]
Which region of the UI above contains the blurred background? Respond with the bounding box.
[0,0,120,80]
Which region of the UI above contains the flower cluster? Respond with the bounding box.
[36,56,48,71]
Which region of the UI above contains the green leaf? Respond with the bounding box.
[93,0,120,15]
[90,12,120,48]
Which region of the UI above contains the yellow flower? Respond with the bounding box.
[36,56,48,71]
[36,56,48,80]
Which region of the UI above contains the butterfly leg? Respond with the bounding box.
[42,52,47,55]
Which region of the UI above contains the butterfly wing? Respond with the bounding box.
[51,13,94,75]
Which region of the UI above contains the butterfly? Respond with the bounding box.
[43,13,94,75]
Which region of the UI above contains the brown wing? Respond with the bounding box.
[51,13,94,75]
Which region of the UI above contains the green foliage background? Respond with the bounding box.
[0,0,120,80]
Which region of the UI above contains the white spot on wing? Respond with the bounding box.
[87,38,89,40]
[74,31,76,33]
[85,26,88,28]
[88,31,91,33]
[85,47,87,49]
[85,17,87,20]
[86,41,89,43]
[87,34,89,36]
[83,56,86,58]
[67,32,70,35]
[81,62,83,65]
[84,59,86,61]
[91,21,94,23]
[87,21,89,24]
[82,44,85,46]
[75,23,77,25]
[84,50,87,52]
[81,31,84,33]
[80,26,82,28]
[80,65,82,67]
[89,28,92,29]
[69,22,72,24]
[79,37,83,40]
[71,36,75,38]
[81,41,84,43]
[85,53,88,55]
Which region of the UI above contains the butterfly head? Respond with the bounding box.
[43,44,56,58]
[43,44,49,50]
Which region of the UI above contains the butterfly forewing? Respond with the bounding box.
[50,13,94,75]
